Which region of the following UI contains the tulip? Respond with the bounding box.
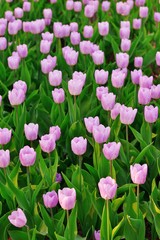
[120,27,130,39]
[102,1,110,12]
[138,87,151,105]
[71,137,87,156]
[156,52,160,66]
[19,146,36,167]
[131,69,142,85]
[139,7,148,18]
[84,116,100,133]
[70,32,81,45]
[14,7,23,18]
[92,124,110,144]
[23,2,31,12]
[40,40,51,54]
[120,105,137,125]
[17,44,28,58]
[116,52,129,69]
[134,57,143,68]
[144,105,158,123]
[96,86,108,101]
[98,176,117,200]
[111,103,121,120]
[139,75,153,89]
[84,4,95,18]
[83,25,93,38]
[8,89,25,106]
[151,85,160,99]
[98,22,109,36]
[13,80,27,94]
[0,128,12,145]
[43,191,58,208]
[133,18,142,30]
[92,50,104,65]
[72,71,86,86]
[66,0,74,10]
[24,123,39,141]
[56,173,62,183]
[154,12,160,22]
[58,187,76,210]
[8,208,27,228]
[103,142,121,160]
[0,37,7,50]
[39,134,56,153]
[49,126,61,141]
[120,38,131,52]
[52,88,65,104]
[101,92,116,111]
[74,1,82,12]
[95,69,109,85]
[94,230,100,240]
[68,79,83,96]
[0,150,10,168]
[111,69,126,88]
[130,163,148,185]
[70,22,78,32]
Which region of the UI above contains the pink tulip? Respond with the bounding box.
[19,146,36,167]
[49,126,61,141]
[98,22,109,36]
[92,124,110,144]
[39,134,56,153]
[0,128,12,145]
[52,88,65,104]
[116,52,129,69]
[68,79,83,96]
[70,32,81,45]
[131,69,142,85]
[98,176,117,200]
[130,163,148,184]
[111,103,121,120]
[24,123,39,141]
[8,208,27,228]
[71,137,87,156]
[58,188,76,210]
[120,105,137,125]
[138,87,151,105]
[134,57,143,68]
[96,86,108,101]
[8,89,25,106]
[48,70,62,86]
[0,150,10,168]
[101,92,116,111]
[17,44,28,58]
[144,105,158,123]
[133,18,142,30]
[83,25,93,38]
[156,52,160,66]
[43,191,58,208]
[139,76,153,89]
[139,7,148,18]
[95,69,109,85]
[13,80,27,94]
[92,50,104,65]
[84,116,100,133]
[103,142,121,160]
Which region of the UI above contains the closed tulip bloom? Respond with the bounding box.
[68,79,83,96]
[52,88,65,104]
[120,105,137,125]
[84,4,95,18]
[23,2,31,12]
[120,21,130,29]
[71,137,87,155]
[151,85,160,99]
[116,2,131,16]
[102,1,110,12]
[111,103,121,120]
[134,57,143,68]
[39,134,56,153]
[156,52,160,66]
[92,50,104,65]
[120,27,130,39]
[19,146,36,167]
[131,69,142,85]
[154,12,160,22]
[80,40,92,55]
[83,25,93,38]
[8,56,20,70]
[43,191,58,208]
[139,75,153,89]
[40,40,51,54]
[101,92,116,111]
[0,128,12,145]
[8,21,19,35]
[0,37,7,50]
[42,32,54,42]
[133,18,142,30]
[43,8,52,19]
[5,10,13,21]
[116,52,129,69]
[0,150,10,168]
[94,230,100,240]
[70,22,78,32]
[8,89,25,106]
[144,105,158,123]
[103,142,121,160]
[23,21,31,32]
[93,124,110,144]
[130,163,148,184]
[65,50,79,66]
[135,0,145,6]
[24,123,39,141]
[49,126,61,141]
[98,22,109,36]
[72,71,86,86]
[111,69,126,88]
[96,86,108,101]
[139,7,148,18]
[84,116,100,133]
[58,188,76,210]
[66,0,74,10]
[13,80,27,94]
[8,208,27,228]
[14,7,23,18]
[121,39,131,52]
[138,87,151,105]
[74,1,82,12]
[98,176,117,200]
[48,70,62,86]
[41,56,57,74]
[0,24,6,36]
[56,173,62,182]
[95,69,109,85]
[70,32,80,45]
[30,19,45,34]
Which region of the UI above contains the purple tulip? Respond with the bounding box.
[92,124,110,144]
[39,134,56,153]
[0,128,12,145]
[98,176,117,200]
[96,86,108,101]
[94,230,100,240]
[98,21,109,36]
[92,50,104,65]
[42,32,54,42]
[134,57,143,68]
[103,142,121,160]
[58,187,76,210]
[116,52,129,69]
[56,173,62,183]
[8,89,25,106]
[83,25,93,38]
[138,87,151,105]
[52,88,65,104]
[49,126,61,141]
[8,208,27,228]
[71,137,87,156]
[19,146,36,167]
[43,190,58,208]
[130,163,148,184]
[24,123,39,141]
[111,103,121,120]
[0,149,10,168]
[131,69,142,85]
[13,80,27,94]
[120,105,137,125]
[84,116,100,133]
[144,105,158,123]
[95,69,109,85]
[101,92,116,111]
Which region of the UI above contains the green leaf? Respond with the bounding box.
[133,142,153,163]
[112,217,124,240]
[0,62,6,81]
[20,61,31,89]
[64,206,77,240]
[124,215,145,240]
[9,230,28,240]
[62,173,81,199]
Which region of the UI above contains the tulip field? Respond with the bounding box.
[0,0,160,239]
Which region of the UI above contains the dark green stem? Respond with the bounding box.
[110,161,113,178]
[137,184,140,218]
[79,155,83,192]
[126,124,129,162]
[106,199,110,240]
[26,225,31,240]
[74,95,76,122]
[27,167,31,200]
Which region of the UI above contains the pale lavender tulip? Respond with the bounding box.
[111,103,121,120]
[43,191,58,208]
[71,137,87,155]
[0,150,10,168]
[8,56,20,70]
[96,86,108,101]
[13,80,27,94]
[92,124,110,144]
[84,116,100,133]
[41,55,57,74]
[52,88,65,104]
[70,22,78,32]
[121,39,131,52]
[39,134,56,153]
[151,85,160,99]
[120,105,137,125]
[111,69,126,88]
[98,176,117,200]
[8,208,27,228]
[116,2,131,16]
[134,57,143,68]
[80,41,92,55]
[102,1,110,12]
[84,4,95,18]
[139,7,148,18]
[72,71,86,86]
[40,40,51,54]
[0,95,2,106]
[74,1,82,12]
[139,76,153,89]
[101,93,116,111]
[103,142,121,160]
[24,123,39,141]
[135,0,145,6]
[42,32,54,42]
[14,7,23,18]
[83,25,93,38]
[98,22,109,36]
[131,69,142,85]
[120,27,130,39]
[58,188,76,210]
[154,12,160,22]
[49,126,61,141]
[130,164,148,184]
[48,70,62,86]
[70,32,81,45]
[66,0,74,10]
[0,37,7,50]
[95,69,109,85]
[138,87,151,105]
[23,2,31,12]
[116,52,129,69]
[144,105,158,123]
[133,19,142,30]
[94,230,100,240]
[0,128,12,145]
[92,50,104,65]
[68,79,83,96]
[43,8,52,19]
[8,89,25,106]
[19,146,36,167]
[156,52,160,66]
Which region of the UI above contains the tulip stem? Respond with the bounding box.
[74,95,76,122]
[137,184,140,218]
[150,123,152,144]
[48,153,52,182]
[66,210,70,239]
[26,225,31,240]
[79,155,82,192]
[126,125,129,162]
[108,111,111,126]
[15,106,19,127]
[27,167,32,200]
[106,199,110,240]
[134,85,138,108]
[110,161,112,178]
